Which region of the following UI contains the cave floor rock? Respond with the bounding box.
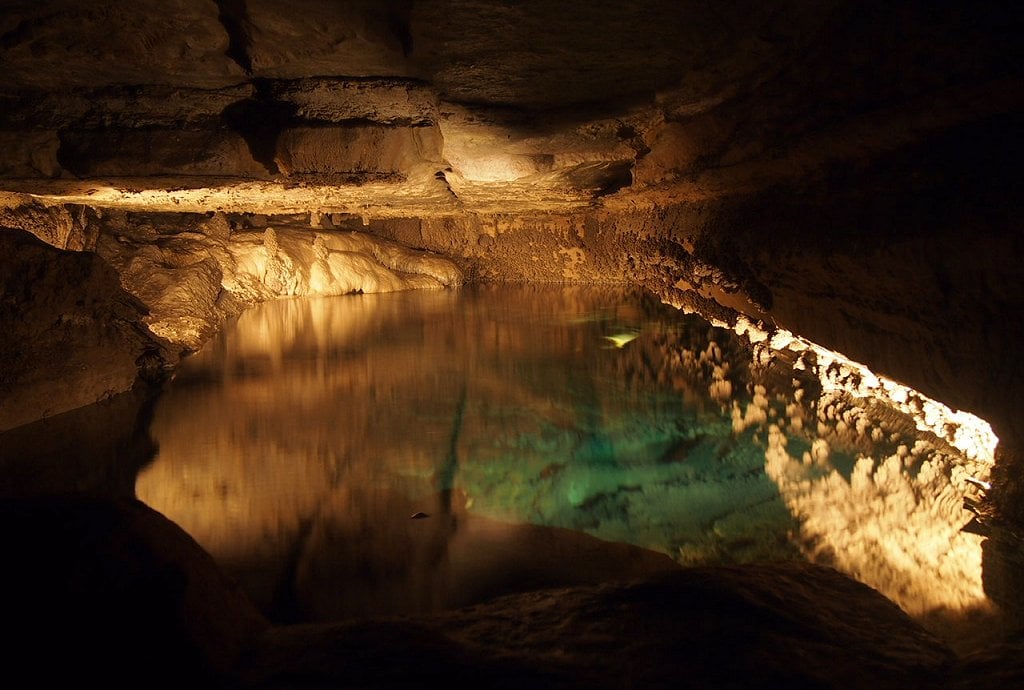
[242,564,958,690]
[8,493,1022,690]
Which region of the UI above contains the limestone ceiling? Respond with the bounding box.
[0,1,1020,218]
[0,1,1019,216]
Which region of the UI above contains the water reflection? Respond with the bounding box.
[0,383,159,498]
[137,285,994,632]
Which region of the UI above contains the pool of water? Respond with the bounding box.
[131,284,993,629]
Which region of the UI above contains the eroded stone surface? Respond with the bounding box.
[84,212,463,351]
[241,563,958,690]
[0,229,172,432]
[0,0,1022,684]
[0,495,268,688]
[0,0,245,88]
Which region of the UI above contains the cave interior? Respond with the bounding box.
[0,1,1022,688]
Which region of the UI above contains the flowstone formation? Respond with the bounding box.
[0,206,462,430]
[94,211,462,351]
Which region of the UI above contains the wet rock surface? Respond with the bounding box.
[242,563,961,690]
[0,492,983,690]
[0,495,268,689]
[91,212,462,351]
[0,229,172,431]
[0,1,1022,687]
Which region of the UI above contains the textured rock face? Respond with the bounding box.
[0,229,172,432]
[91,212,461,351]
[244,563,959,690]
[1,0,1017,387]
[0,494,965,690]
[0,495,268,688]
[0,1,1022,686]
[0,0,245,88]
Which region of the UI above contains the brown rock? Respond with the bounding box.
[0,495,268,687]
[0,229,171,432]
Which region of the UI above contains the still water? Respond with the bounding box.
[136,284,993,629]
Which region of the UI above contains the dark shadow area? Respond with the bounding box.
[214,0,254,75]
[221,82,298,175]
[982,537,1024,636]
[0,494,266,689]
[0,382,162,499]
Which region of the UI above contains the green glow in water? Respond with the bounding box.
[138,283,988,624]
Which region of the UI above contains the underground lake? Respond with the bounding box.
[0,279,1005,653]
[63,282,995,645]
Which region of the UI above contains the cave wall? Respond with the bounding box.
[2,2,1024,686]
[0,230,172,431]
[0,0,1021,507]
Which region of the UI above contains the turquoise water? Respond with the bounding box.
[136,284,987,624]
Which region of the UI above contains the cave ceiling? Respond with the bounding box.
[0,0,1022,459]
[0,0,1015,218]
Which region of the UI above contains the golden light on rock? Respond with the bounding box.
[0,1,1020,686]
[720,316,1000,629]
[130,285,1009,645]
[764,424,992,620]
[732,316,999,464]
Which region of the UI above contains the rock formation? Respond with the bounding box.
[0,0,1021,687]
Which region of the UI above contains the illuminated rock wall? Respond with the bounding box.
[1,2,1022,683]
[90,213,463,352]
[0,230,171,431]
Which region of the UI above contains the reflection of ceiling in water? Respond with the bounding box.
[136,285,998,638]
